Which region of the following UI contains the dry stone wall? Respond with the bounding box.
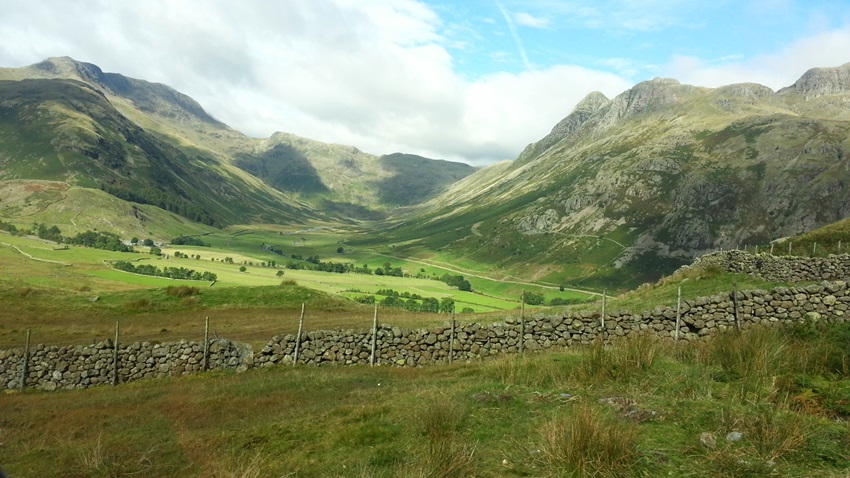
[3,251,850,391]
[0,338,250,391]
[254,280,849,367]
[690,250,850,282]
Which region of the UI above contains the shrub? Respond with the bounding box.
[180,297,200,307]
[124,298,157,310]
[166,285,200,298]
[280,280,297,286]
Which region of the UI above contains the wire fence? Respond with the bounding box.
[0,305,529,351]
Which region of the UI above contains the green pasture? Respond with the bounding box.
[85,270,215,288]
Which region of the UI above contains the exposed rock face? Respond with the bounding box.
[408,63,850,289]
[517,91,610,163]
[780,63,850,97]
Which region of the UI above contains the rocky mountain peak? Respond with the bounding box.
[514,91,611,164]
[780,62,850,97]
[26,57,222,127]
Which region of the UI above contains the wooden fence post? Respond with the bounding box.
[788,241,792,255]
[519,294,525,356]
[202,316,210,371]
[601,290,607,331]
[112,320,120,386]
[293,303,305,366]
[449,307,456,365]
[675,286,682,340]
[370,303,378,367]
[770,243,775,255]
[733,285,740,332]
[21,329,31,390]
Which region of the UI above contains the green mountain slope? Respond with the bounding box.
[358,64,850,291]
[0,77,314,227]
[0,57,476,224]
[232,133,477,213]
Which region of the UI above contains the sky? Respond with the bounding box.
[2,1,850,166]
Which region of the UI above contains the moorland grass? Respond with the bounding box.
[3,323,848,477]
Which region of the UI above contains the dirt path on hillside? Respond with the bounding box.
[2,242,71,266]
[368,251,601,297]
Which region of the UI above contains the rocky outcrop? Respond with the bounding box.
[516,91,610,163]
[779,62,850,98]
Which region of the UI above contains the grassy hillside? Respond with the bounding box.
[0,78,316,227]
[0,57,477,228]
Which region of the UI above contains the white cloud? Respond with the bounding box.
[663,26,850,89]
[514,12,550,28]
[10,0,846,168]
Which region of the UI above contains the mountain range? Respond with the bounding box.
[0,57,475,227]
[2,56,850,290]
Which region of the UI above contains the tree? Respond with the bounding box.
[143,238,154,247]
[276,270,285,277]
[522,291,546,305]
[130,237,139,245]
[336,246,344,254]
[239,266,247,273]
[440,297,455,314]
[150,247,162,256]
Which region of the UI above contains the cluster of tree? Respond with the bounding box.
[439,273,472,292]
[282,255,376,275]
[355,290,455,313]
[285,260,351,274]
[0,219,20,235]
[65,230,133,252]
[170,235,210,247]
[20,223,133,253]
[172,251,203,259]
[99,183,218,226]
[521,291,546,305]
[113,260,217,281]
[130,237,156,247]
[375,262,403,277]
[34,223,63,243]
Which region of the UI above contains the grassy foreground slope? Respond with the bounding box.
[2,325,849,477]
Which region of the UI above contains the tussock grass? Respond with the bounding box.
[703,327,792,398]
[539,405,639,477]
[577,333,664,384]
[416,400,476,478]
[3,324,850,477]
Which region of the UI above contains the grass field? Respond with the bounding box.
[0,231,560,349]
[0,230,812,351]
[2,324,848,477]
